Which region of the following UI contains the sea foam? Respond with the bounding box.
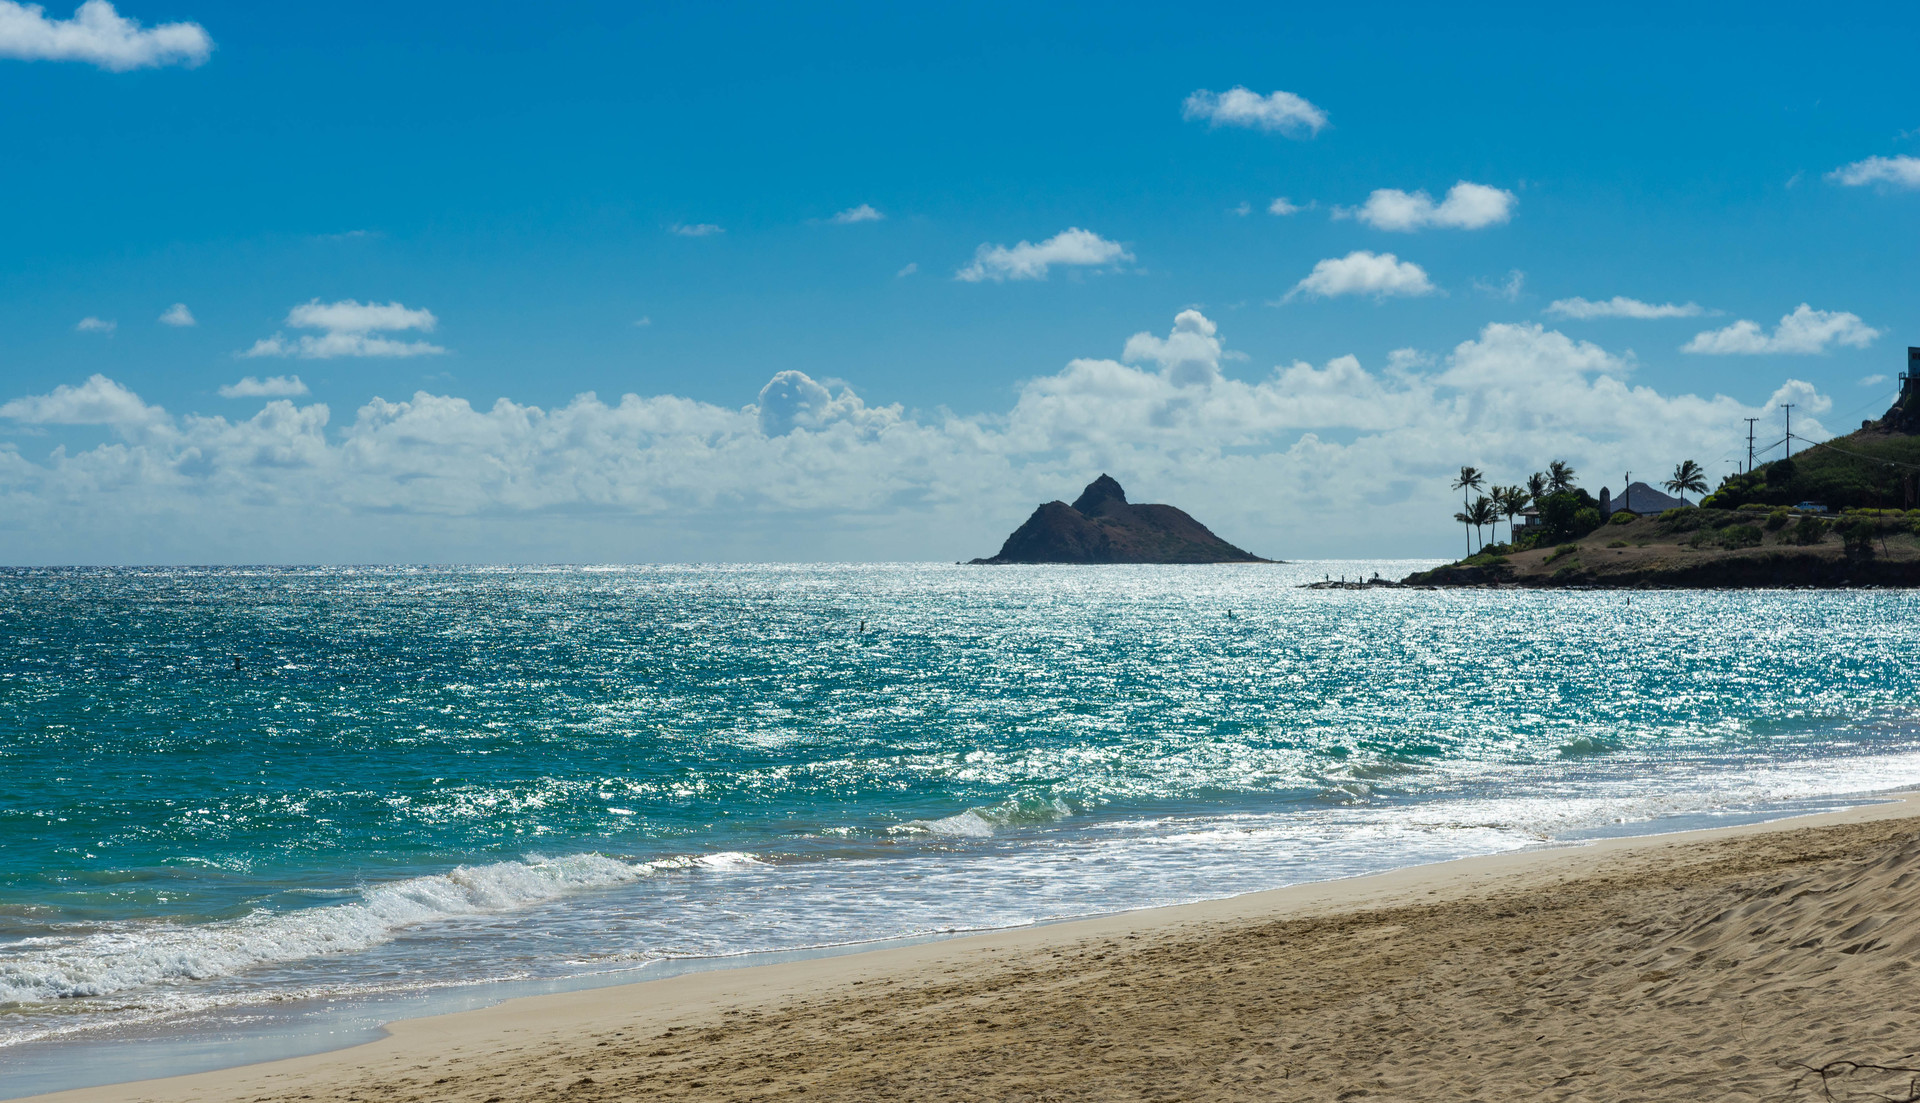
[0,851,752,1007]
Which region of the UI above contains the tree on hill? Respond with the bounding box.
[1495,485,1528,544]
[1526,472,1548,502]
[1547,460,1577,494]
[1451,466,1484,555]
[1468,495,1499,551]
[1664,459,1708,499]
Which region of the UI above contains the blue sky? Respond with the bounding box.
[2,1,1917,563]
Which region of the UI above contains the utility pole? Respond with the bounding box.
[1781,404,1795,459]
[1744,418,1759,472]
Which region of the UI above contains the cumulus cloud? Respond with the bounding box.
[158,302,195,327]
[244,299,445,360]
[829,204,884,224]
[1287,251,1436,300]
[1121,309,1224,387]
[74,316,115,334]
[1861,374,1889,387]
[1828,155,1920,190]
[0,372,162,428]
[1268,197,1302,216]
[0,313,1836,562]
[754,371,898,437]
[219,375,308,399]
[1681,304,1881,355]
[896,262,917,278]
[1546,296,1704,320]
[1182,87,1327,136]
[670,223,724,237]
[0,0,211,70]
[956,228,1131,282]
[1342,181,1516,231]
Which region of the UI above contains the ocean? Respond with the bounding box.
[3,563,1919,1092]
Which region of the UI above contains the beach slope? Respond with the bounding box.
[25,797,1920,1103]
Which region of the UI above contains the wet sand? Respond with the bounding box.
[24,795,1920,1103]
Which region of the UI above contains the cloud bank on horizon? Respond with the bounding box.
[0,311,1838,562]
[1,8,1912,564]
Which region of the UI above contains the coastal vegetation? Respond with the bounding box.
[1409,503,1920,587]
[1701,433,1920,512]
[1418,446,1920,586]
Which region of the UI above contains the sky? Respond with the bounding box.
[2,0,1918,564]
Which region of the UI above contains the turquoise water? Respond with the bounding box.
[3,563,1919,1061]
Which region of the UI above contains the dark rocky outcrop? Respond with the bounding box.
[971,475,1270,564]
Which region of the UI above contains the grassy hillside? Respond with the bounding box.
[1703,431,1920,511]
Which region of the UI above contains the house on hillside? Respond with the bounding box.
[1598,482,1690,516]
[1514,479,1691,534]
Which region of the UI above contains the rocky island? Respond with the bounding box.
[971,475,1271,564]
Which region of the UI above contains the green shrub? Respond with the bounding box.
[1718,524,1763,549]
[1606,540,1629,548]
[1659,507,1705,533]
[1844,521,1877,559]
[1609,511,1635,525]
[1790,516,1827,545]
[1764,508,1789,531]
[1546,543,1579,563]
[1737,502,1771,512]
[1534,490,1605,543]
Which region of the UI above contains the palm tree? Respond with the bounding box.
[1454,509,1475,552]
[1496,485,1528,545]
[1547,460,1577,494]
[1526,471,1548,503]
[1664,459,1708,501]
[1469,495,1499,552]
[1451,466,1485,555]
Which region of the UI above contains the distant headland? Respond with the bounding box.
[1401,350,1920,589]
[971,475,1272,564]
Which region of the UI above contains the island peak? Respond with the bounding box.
[971,476,1271,564]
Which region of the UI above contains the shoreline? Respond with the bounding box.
[17,791,1920,1103]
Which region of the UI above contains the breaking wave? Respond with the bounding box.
[0,851,757,1008]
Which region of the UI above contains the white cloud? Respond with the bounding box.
[1546,296,1704,320]
[1342,181,1515,231]
[0,0,211,70]
[956,228,1131,282]
[158,302,195,327]
[1287,251,1436,300]
[1827,155,1920,190]
[219,375,308,399]
[0,372,162,427]
[0,316,1834,562]
[244,299,445,360]
[1861,374,1889,387]
[1474,270,1525,302]
[1681,304,1881,355]
[896,262,917,278]
[634,316,652,327]
[1230,202,1251,216]
[829,204,883,224]
[74,316,114,334]
[286,299,435,333]
[1121,309,1224,387]
[1182,87,1327,136]
[1268,197,1301,216]
[670,223,724,237]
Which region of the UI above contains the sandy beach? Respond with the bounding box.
[16,795,1920,1103]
